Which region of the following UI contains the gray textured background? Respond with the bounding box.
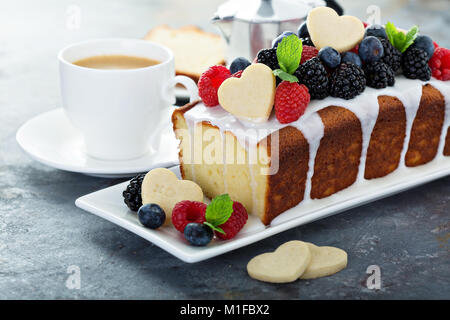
[0,0,449,299]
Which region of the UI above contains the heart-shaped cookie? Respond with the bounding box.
[307,7,364,52]
[141,168,203,224]
[300,243,348,279]
[247,240,311,283]
[218,63,275,123]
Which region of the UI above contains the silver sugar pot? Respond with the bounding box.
[211,0,326,63]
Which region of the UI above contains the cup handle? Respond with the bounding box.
[162,75,199,105]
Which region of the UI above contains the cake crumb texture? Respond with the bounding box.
[365,95,406,179]
[311,106,362,199]
[405,84,445,166]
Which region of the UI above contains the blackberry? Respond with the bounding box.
[401,47,431,81]
[257,48,279,70]
[379,38,401,73]
[122,173,145,211]
[364,61,395,89]
[329,62,366,100]
[300,37,314,47]
[294,58,329,99]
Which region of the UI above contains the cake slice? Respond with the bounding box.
[144,25,226,82]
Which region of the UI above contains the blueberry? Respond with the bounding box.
[364,24,387,39]
[297,21,309,39]
[411,35,434,61]
[138,203,165,229]
[358,36,384,63]
[318,46,341,68]
[341,52,362,67]
[184,223,213,246]
[272,31,296,48]
[229,57,251,74]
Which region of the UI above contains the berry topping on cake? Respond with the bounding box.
[329,62,366,100]
[172,200,207,233]
[364,61,395,89]
[275,81,310,124]
[410,35,435,61]
[214,201,248,240]
[295,57,329,99]
[318,46,341,68]
[198,65,231,107]
[138,203,166,229]
[229,57,251,74]
[364,24,387,39]
[272,31,297,48]
[184,222,213,246]
[297,21,309,39]
[341,51,362,67]
[358,36,384,63]
[300,45,319,65]
[429,47,450,81]
[300,37,314,47]
[122,173,145,211]
[257,48,279,70]
[379,37,402,73]
[402,47,431,81]
[231,70,243,78]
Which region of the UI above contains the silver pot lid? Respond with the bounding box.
[213,0,325,23]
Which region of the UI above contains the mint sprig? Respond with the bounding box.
[273,34,302,83]
[203,194,233,234]
[385,22,418,53]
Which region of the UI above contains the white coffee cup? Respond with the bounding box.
[58,38,198,160]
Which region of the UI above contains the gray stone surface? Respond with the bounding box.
[0,0,449,299]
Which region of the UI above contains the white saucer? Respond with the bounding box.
[16,107,179,178]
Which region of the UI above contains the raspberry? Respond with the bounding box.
[232,70,243,78]
[350,44,359,55]
[429,47,450,81]
[172,200,207,233]
[215,201,248,240]
[198,66,230,106]
[300,45,319,65]
[275,81,310,124]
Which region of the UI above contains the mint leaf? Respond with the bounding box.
[276,34,302,75]
[203,222,225,234]
[273,69,299,82]
[385,22,397,48]
[403,25,418,52]
[205,194,233,228]
[385,22,419,53]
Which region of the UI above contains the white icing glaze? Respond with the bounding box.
[182,77,450,215]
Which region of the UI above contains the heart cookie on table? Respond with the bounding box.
[141,168,203,224]
[307,6,365,52]
[300,243,348,279]
[218,63,275,123]
[247,240,311,283]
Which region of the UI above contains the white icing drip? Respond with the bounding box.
[295,112,324,201]
[182,76,450,210]
[428,79,450,157]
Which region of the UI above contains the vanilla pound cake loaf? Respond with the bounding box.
[173,79,450,225]
[172,7,450,225]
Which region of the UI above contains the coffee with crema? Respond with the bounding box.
[73,55,160,70]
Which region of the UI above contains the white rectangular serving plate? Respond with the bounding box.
[76,158,450,263]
